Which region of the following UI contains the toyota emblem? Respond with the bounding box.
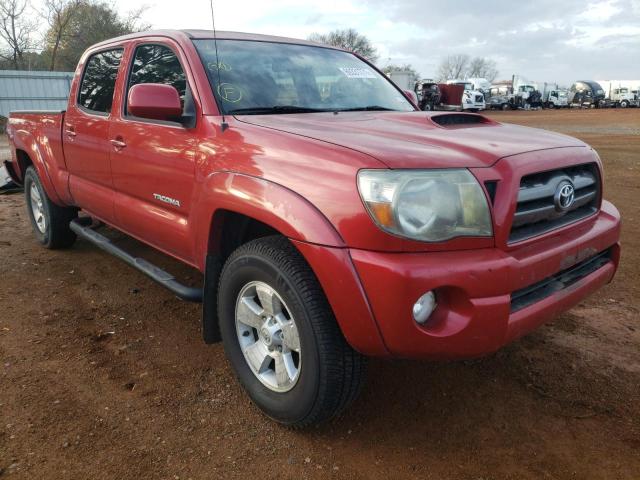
[554,181,575,212]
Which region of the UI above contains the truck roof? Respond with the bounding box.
[89,29,341,52]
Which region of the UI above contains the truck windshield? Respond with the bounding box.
[193,39,415,115]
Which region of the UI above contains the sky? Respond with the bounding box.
[111,0,640,85]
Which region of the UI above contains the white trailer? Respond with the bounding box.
[387,71,414,91]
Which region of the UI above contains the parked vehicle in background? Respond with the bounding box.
[610,87,637,108]
[542,84,569,108]
[486,85,514,110]
[414,80,441,111]
[598,80,640,107]
[445,80,485,111]
[436,83,466,110]
[4,29,622,428]
[568,81,606,108]
[466,77,492,95]
[509,76,540,109]
[387,70,415,91]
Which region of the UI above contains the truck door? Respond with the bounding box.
[63,47,124,223]
[109,41,198,263]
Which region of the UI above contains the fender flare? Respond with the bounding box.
[192,172,345,269]
[193,172,362,345]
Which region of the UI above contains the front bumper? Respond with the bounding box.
[348,201,621,359]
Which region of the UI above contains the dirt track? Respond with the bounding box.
[1,109,639,479]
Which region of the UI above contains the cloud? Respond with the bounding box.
[117,0,640,84]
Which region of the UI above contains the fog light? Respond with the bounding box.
[412,291,437,324]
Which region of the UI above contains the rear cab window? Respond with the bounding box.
[77,48,124,114]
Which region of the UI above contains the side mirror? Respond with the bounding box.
[128,83,182,121]
[403,89,419,108]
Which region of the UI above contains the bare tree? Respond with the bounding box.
[46,1,149,71]
[468,57,499,82]
[308,29,378,63]
[0,0,36,69]
[41,0,82,71]
[437,54,470,81]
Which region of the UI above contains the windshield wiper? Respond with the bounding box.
[227,105,330,115]
[335,105,396,112]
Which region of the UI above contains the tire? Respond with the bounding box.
[24,166,77,249]
[620,100,629,108]
[217,235,366,428]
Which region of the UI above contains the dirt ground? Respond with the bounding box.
[0,109,639,479]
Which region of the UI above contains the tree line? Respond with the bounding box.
[0,0,147,71]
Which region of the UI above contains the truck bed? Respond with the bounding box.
[8,110,68,203]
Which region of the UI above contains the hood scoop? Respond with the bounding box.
[430,113,495,128]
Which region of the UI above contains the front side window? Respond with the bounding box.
[78,48,124,113]
[127,44,189,117]
[193,39,414,114]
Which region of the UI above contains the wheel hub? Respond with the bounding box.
[259,319,282,349]
[235,281,301,392]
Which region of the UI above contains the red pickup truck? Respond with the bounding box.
[4,30,621,427]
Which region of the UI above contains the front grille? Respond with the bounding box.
[475,94,484,103]
[510,248,612,312]
[509,163,600,243]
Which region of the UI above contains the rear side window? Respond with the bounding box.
[127,44,188,115]
[78,48,124,113]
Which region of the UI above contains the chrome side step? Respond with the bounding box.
[70,218,202,303]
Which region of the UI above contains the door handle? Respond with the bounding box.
[110,139,127,149]
[65,124,76,137]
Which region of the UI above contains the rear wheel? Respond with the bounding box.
[24,167,77,249]
[217,236,366,428]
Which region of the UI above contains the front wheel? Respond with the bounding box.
[24,167,77,249]
[217,236,366,428]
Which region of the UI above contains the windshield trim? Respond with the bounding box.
[192,38,417,116]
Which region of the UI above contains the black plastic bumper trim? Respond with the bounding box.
[510,248,612,313]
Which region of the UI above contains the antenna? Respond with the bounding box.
[210,0,228,132]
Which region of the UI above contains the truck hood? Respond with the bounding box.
[237,111,586,169]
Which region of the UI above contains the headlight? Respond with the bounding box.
[357,169,493,242]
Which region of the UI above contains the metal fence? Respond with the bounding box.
[0,70,74,120]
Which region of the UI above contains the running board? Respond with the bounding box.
[70,218,203,302]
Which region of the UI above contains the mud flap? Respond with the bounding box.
[202,253,222,344]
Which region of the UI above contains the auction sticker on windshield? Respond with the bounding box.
[339,67,377,79]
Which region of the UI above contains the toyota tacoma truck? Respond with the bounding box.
[4,30,621,427]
